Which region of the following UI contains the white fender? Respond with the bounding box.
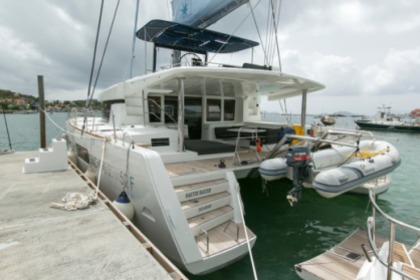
[113,191,135,220]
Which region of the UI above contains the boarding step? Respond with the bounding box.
[175,179,229,203]
[23,138,68,173]
[195,221,256,257]
[188,205,234,237]
[181,192,231,219]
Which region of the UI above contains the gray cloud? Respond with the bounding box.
[1,0,419,114]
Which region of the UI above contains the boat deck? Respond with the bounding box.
[295,228,419,279]
[196,220,256,257]
[165,149,270,177]
[0,151,185,279]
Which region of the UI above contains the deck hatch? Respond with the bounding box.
[346,252,361,261]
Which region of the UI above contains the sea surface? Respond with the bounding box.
[1,112,419,279]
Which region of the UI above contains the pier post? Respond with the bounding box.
[37,75,46,148]
[301,89,307,135]
[177,78,185,152]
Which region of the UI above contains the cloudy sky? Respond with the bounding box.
[1,0,419,115]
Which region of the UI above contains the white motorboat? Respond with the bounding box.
[66,0,326,274]
[355,104,420,133]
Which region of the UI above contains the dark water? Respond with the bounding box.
[1,112,419,279]
[0,112,68,151]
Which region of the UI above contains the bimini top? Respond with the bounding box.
[136,19,259,54]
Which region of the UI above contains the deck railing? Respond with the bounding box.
[69,108,98,132]
[231,126,264,166]
[366,188,420,280]
[266,127,372,160]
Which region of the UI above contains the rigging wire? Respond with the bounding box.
[208,0,263,63]
[264,1,273,64]
[248,0,269,65]
[82,0,121,137]
[87,0,121,108]
[86,0,104,104]
[269,0,282,71]
[82,0,104,135]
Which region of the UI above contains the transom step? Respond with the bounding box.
[182,192,231,219]
[175,179,229,203]
[188,205,234,237]
[195,221,256,257]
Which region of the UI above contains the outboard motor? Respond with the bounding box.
[286,146,311,206]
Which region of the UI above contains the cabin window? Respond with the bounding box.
[148,96,162,123]
[164,96,178,124]
[207,99,221,121]
[151,138,170,146]
[222,82,235,97]
[102,100,124,122]
[185,97,202,139]
[76,144,89,164]
[224,99,235,121]
[206,80,221,96]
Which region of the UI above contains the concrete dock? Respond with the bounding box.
[0,151,186,279]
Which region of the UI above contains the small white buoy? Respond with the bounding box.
[113,191,134,220]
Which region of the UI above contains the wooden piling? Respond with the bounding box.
[37,75,46,148]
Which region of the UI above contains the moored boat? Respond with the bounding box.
[312,140,400,198]
[355,105,420,132]
[295,188,420,280]
[258,129,401,200]
[65,0,325,274]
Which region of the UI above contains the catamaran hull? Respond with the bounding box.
[66,123,256,275]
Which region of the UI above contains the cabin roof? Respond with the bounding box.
[136,20,259,54]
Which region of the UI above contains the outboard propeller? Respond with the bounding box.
[286,146,311,206]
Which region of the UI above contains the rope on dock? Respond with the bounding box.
[50,137,107,211]
[50,191,98,211]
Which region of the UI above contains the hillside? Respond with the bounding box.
[0,89,37,101]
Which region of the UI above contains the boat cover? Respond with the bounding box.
[172,0,248,28]
[136,19,259,54]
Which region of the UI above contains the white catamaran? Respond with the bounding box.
[66,0,400,274]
